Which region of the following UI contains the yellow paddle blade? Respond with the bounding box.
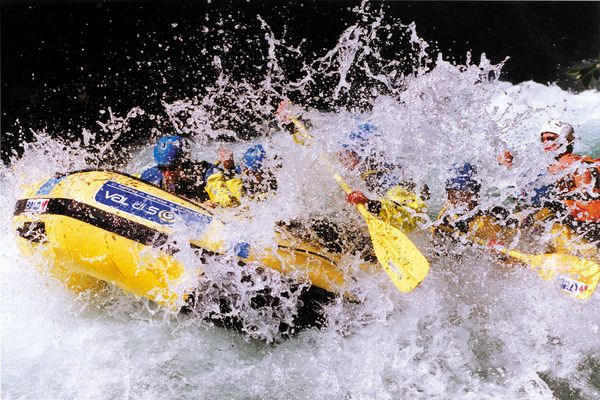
[333,169,429,292]
[359,205,430,292]
[437,217,599,300]
[334,173,429,292]
[507,250,600,300]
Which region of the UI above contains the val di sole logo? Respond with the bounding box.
[557,275,588,294]
[94,180,212,228]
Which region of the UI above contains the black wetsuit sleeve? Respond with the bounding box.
[176,161,212,202]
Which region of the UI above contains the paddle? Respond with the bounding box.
[277,104,430,292]
[504,249,599,300]
[434,215,600,300]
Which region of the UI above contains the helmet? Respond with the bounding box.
[242,144,266,172]
[341,121,377,154]
[540,120,575,153]
[154,136,188,167]
[445,163,481,193]
[349,121,376,141]
[540,120,574,138]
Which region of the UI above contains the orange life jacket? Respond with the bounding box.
[549,153,600,222]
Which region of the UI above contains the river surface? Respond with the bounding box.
[2,4,600,399]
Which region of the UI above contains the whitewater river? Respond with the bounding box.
[2,7,600,399]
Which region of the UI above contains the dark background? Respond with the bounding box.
[2,1,599,164]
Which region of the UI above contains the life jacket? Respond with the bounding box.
[356,161,429,232]
[563,199,600,222]
[204,168,277,208]
[205,172,243,207]
[467,214,517,247]
[548,153,600,222]
[549,223,598,259]
[433,204,517,246]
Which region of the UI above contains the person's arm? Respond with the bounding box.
[276,100,313,145]
[498,150,514,169]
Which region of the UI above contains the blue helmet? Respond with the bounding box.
[446,163,481,193]
[154,136,188,167]
[242,144,266,172]
[341,121,377,154]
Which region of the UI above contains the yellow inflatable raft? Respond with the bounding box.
[13,170,360,309]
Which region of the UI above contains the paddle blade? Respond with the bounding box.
[507,250,600,300]
[359,205,430,292]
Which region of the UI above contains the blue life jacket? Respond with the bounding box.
[140,166,164,186]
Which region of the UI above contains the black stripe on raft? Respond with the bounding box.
[15,198,338,266]
[15,198,171,251]
[276,245,338,266]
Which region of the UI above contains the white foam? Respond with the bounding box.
[2,4,600,398]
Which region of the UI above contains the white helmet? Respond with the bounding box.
[540,120,574,137]
[540,119,575,153]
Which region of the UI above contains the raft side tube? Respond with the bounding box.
[13,170,356,307]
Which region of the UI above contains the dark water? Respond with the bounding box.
[2,1,599,164]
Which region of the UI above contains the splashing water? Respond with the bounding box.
[2,3,600,399]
